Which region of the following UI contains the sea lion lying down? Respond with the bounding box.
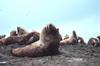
[88,38,98,46]
[10,30,17,37]
[11,24,62,57]
[60,31,78,45]
[88,36,100,47]
[0,31,39,45]
[77,36,86,44]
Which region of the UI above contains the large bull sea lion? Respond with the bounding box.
[11,24,62,57]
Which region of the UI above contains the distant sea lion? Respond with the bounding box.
[63,34,69,40]
[0,31,39,45]
[10,30,17,36]
[97,36,100,42]
[88,38,98,46]
[11,24,62,57]
[77,36,86,44]
[0,35,6,39]
[17,27,28,36]
[60,31,78,45]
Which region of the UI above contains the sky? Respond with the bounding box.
[0,0,100,42]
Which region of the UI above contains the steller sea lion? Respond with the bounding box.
[77,36,86,44]
[0,31,39,45]
[11,24,62,57]
[88,38,98,46]
[60,31,78,45]
[10,30,17,36]
[0,35,6,39]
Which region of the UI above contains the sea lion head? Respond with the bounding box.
[88,38,98,46]
[72,30,78,43]
[10,30,17,36]
[40,24,62,53]
[40,24,62,43]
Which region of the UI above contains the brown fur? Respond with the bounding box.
[60,31,78,45]
[11,24,62,57]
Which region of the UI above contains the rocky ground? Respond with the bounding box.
[0,44,100,66]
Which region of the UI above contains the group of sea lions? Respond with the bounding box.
[0,24,100,57]
[60,31,86,45]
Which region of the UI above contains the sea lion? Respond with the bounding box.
[88,38,98,46]
[11,24,62,57]
[10,30,17,36]
[77,36,86,44]
[97,36,100,43]
[17,27,40,44]
[17,27,28,36]
[0,31,39,45]
[63,34,69,40]
[0,35,6,39]
[60,31,78,45]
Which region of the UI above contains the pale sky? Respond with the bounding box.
[0,0,99,42]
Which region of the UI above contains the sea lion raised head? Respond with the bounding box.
[11,24,62,57]
[40,24,62,43]
[17,27,28,36]
[60,30,78,45]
